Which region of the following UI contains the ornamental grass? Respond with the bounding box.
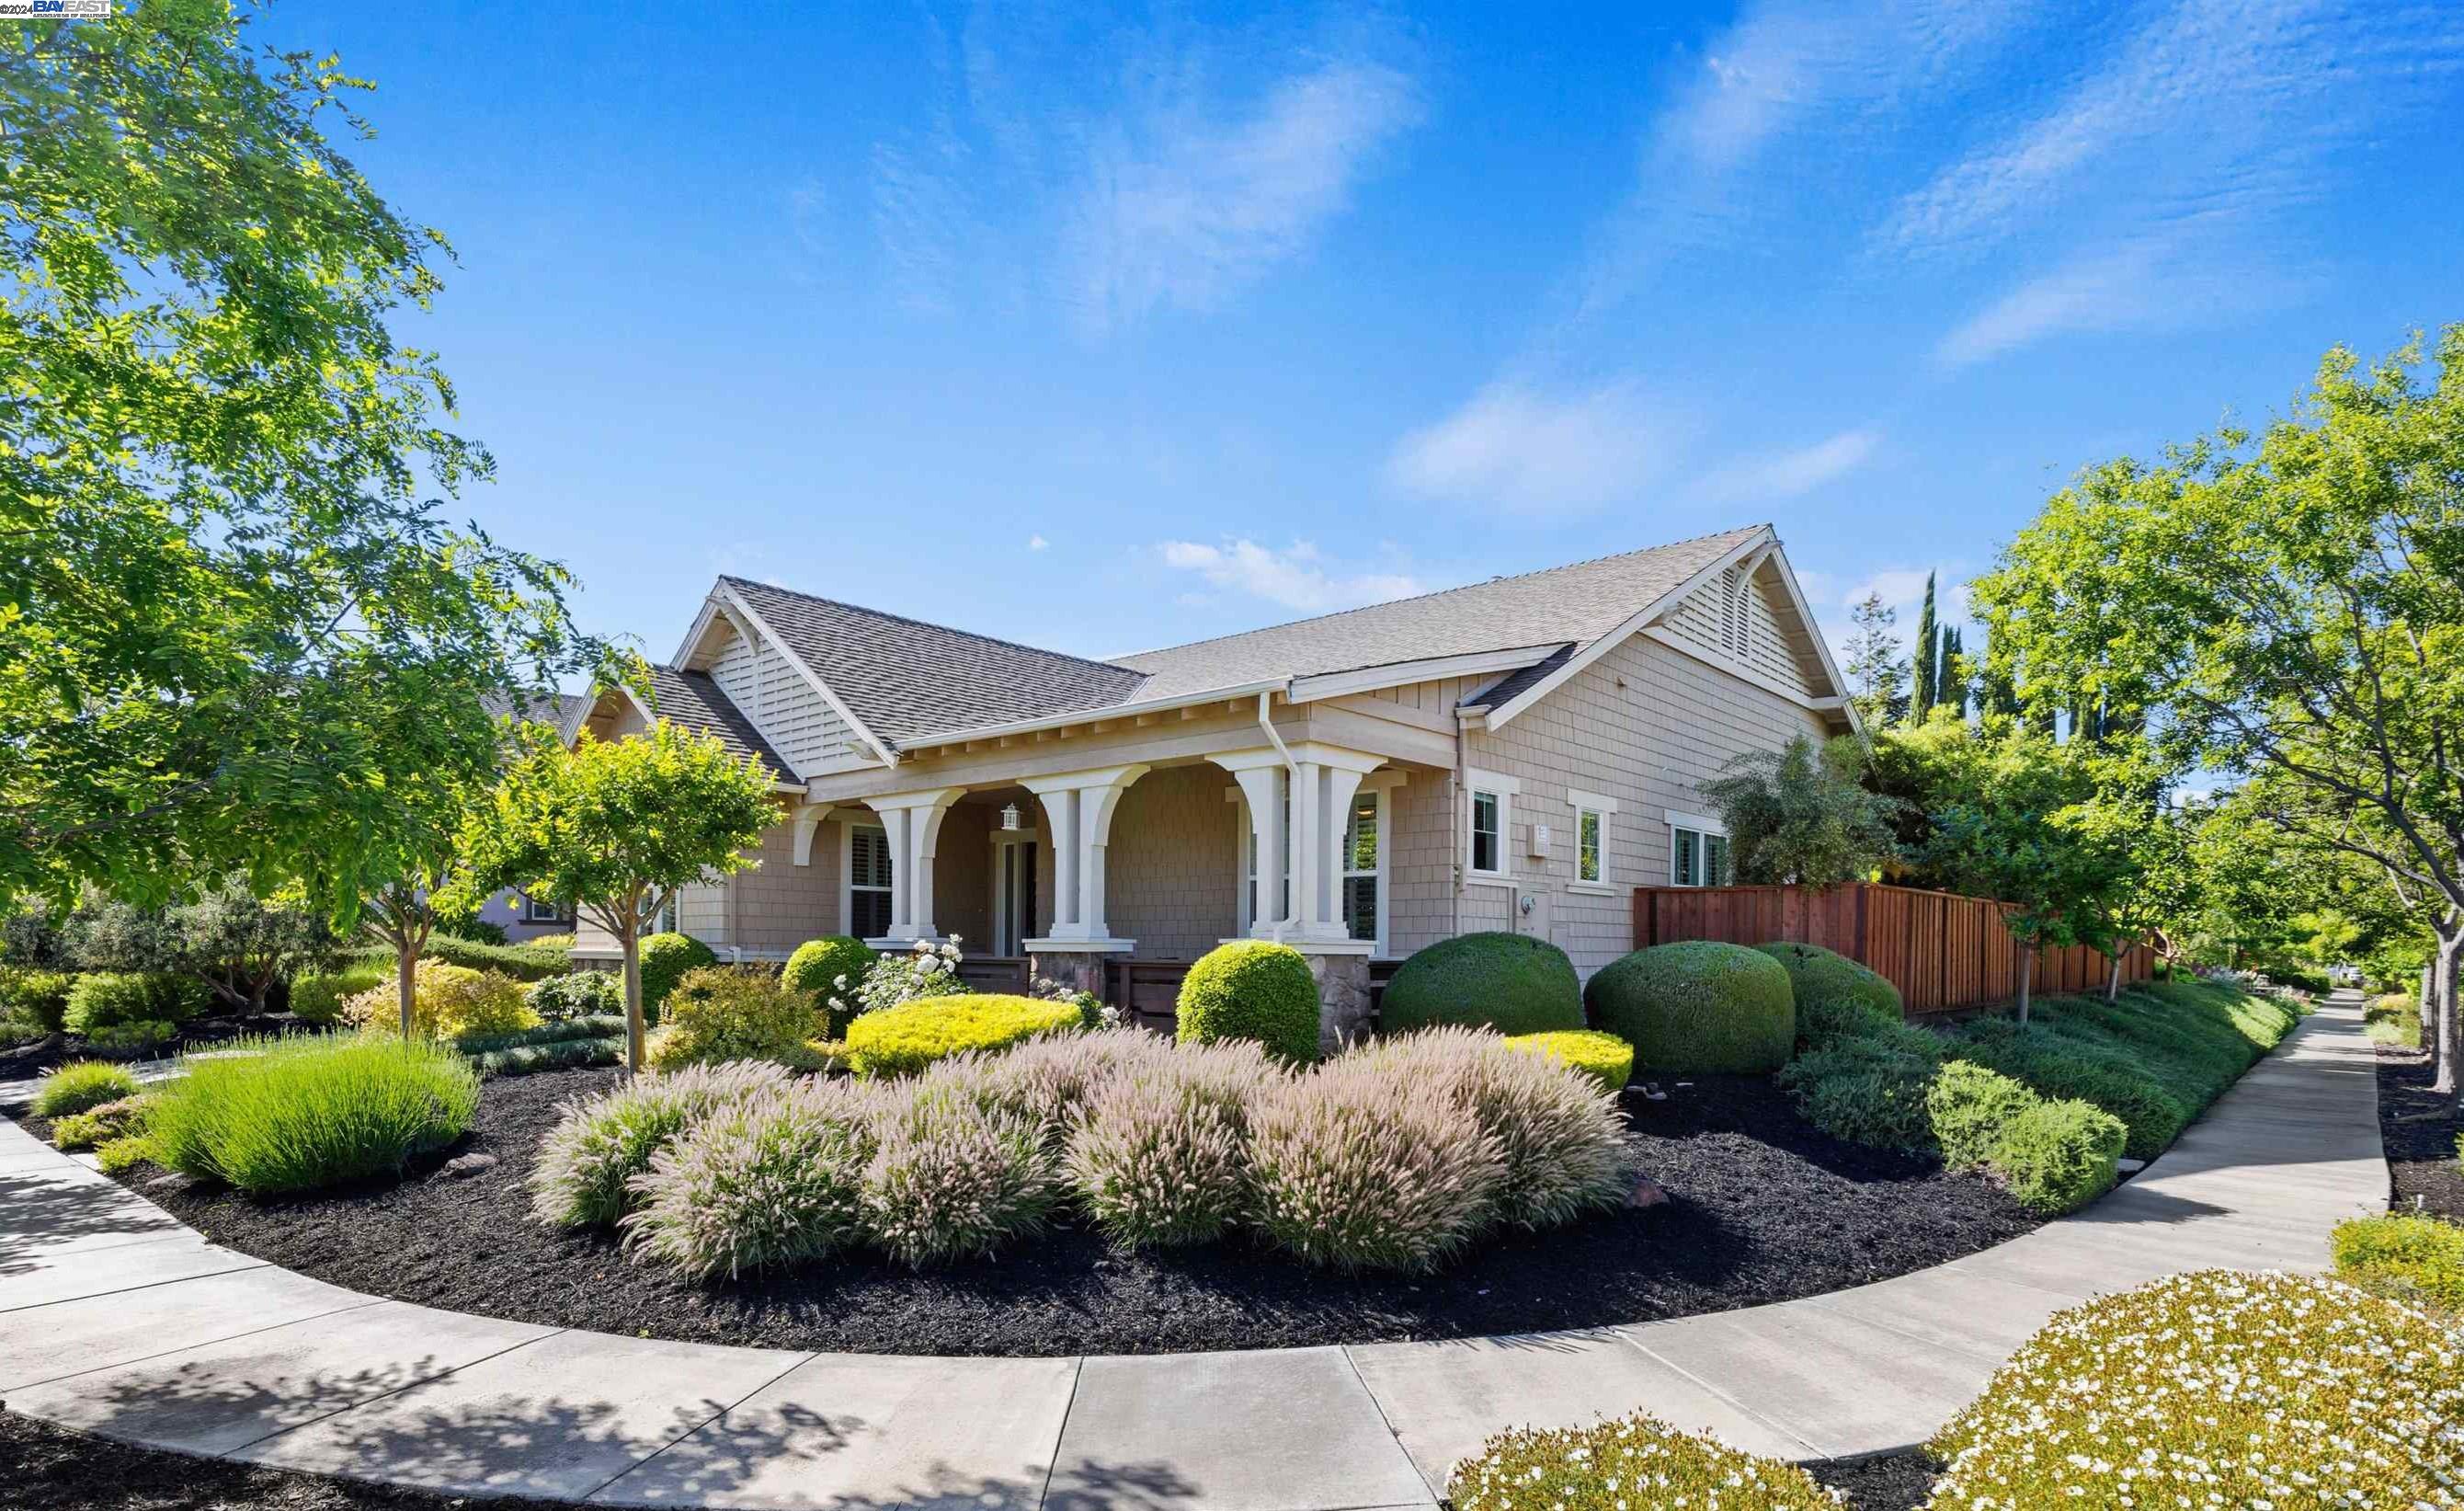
[528,1059,792,1227]
[1924,1270,2464,1509]
[1450,1411,1836,1511]
[147,1034,480,1195]
[32,1059,140,1118]
[622,1080,875,1278]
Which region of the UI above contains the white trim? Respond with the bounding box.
[1569,795,1612,887]
[988,829,1040,956]
[790,802,837,866]
[1486,527,1774,730]
[1665,808,1728,836]
[893,679,1288,753]
[714,581,901,768]
[1567,881,1619,897]
[1286,646,1562,704]
[1641,625,1832,714]
[1339,780,1390,956]
[1565,788,1619,815]
[1757,543,1865,736]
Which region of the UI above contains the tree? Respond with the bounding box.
[1938,626,1969,718]
[1911,573,1939,723]
[1973,328,2464,1107]
[1842,592,1910,727]
[2055,774,2196,1002]
[0,4,607,922]
[455,725,778,1071]
[67,882,339,1013]
[1700,734,1900,886]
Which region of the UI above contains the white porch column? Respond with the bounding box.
[860,787,965,945]
[1214,743,1383,946]
[789,802,836,867]
[1022,764,1150,951]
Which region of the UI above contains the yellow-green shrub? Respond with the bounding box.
[646,966,825,1070]
[289,966,387,1025]
[1452,1412,1834,1511]
[1500,1029,1633,1093]
[843,993,1081,1078]
[1926,1271,2463,1507]
[2333,1212,2464,1313]
[343,960,537,1040]
[51,1094,150,1151]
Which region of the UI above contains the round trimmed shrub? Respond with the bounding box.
[1924,1059,2039,1171]
[1452,1411,1836,1511]
[637,933,717,1019]
[646,966,825,1071]
[843,994,1084,1078]
[1753,942,1899,1047]
[1244,1055,1504,1271]
[781,936,878,1036]
[32,1059,140,1117]
[1927,1271,2463,1505]
[528,1059,793,1228]
[622,1082,874,1278]
[1584,942,1795,1074]
[1990,1096,2125,1213]
[1379,933,1581,1036]
[1501,1029,1634,1093]
[524,970,623,1024]
[1176,940,1320,1062]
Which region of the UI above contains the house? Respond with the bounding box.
[568,523,1855,1048]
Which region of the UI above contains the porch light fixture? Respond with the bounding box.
[999,802,1022,831]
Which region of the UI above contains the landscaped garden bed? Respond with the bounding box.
[41,1056,2036,1356]
[2373,1010,2464,1224]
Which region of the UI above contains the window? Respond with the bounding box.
[1567,788,1618,890]
[519,891,572,925]
[1464,770,1516,882]
[1342,792,1379,946]
[1668,810,1730,887]
[847,824,893,938]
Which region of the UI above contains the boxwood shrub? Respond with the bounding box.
[1500,1029,1634,1093]
[1451,1412,1835,1511]
[1753,941,1899,1047]
[844,993,1083,1078]
[148,1035,480,1194]
[1927,1271,2462,1505]
[1379,933,1582,1036]
[637,933,717,1018]
[1176,940,1320,1062]
[32,1059,140,1117]
[1990,1097,2126,1212]
[1584,941,1795,1073]
[781,936,878,1036]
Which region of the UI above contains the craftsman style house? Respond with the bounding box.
[567,524,1854,1045]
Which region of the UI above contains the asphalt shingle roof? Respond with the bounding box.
[645,664,796,781]
[710,525,1769,749]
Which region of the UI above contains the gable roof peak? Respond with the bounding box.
[714,575,1135,677]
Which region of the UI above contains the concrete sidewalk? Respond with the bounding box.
[0,995,2385,1511]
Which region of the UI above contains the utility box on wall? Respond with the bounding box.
[1527,822,1552,859]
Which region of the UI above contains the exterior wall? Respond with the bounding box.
[1103,765,1239,961]
[705,613,863,774]
[933,802,995,952]
[1384,633,1829,973]
[723,818,840,956]
[473,886,575,943]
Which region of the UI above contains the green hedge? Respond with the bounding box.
[1754,942,1899,1047]
[1177,941,1320,1062]
[637,933,716,1017]
[1379,933,1583,1036]
[1584,941,1795,1073]
[65,972,208,1035]
[844,993,1082,1077]
[341,933,571,983]
[781,936,876,1036]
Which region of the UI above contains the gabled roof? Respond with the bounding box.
[482,690,596,740]
[1112,525,1766,704]
[718,577,1146,747]
[644,664,797,781]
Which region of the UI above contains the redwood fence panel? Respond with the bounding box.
[1630,881,2154,1017]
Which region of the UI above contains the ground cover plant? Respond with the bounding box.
[1500,1028,1633,1092]
[1585,941,1795,1073]
[49,1094,149,1151]
[2333,1212,2464,1315]
[31,1059,139,1117]
[1450,1411,1837,1511]
[1378,933,1582,1036]
[843,993,1081,1077]
[1924,1270,2463,1507]
[146,1034,480,1194]
[457,1015,626,1077]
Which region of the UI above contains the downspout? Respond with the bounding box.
[1452,710,1469,939]
[1255,691,1296,944]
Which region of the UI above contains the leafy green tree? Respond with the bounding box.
[2055,779,2196,1002]
[1911,573,1939,722]
[454,726,778,1071]
[1842,592,1910,727]
[1699,734,1900,886]
[67,882,338,1013]
[1938,626,1969,718]
[1974,329,2464,1105]
[0,3,605,921]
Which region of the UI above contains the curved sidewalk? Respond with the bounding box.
[0,996,2384,1511]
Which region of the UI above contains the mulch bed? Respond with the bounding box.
[56,1064,2039,1357]
[1808,1450,1937,1510]
[2376,1040,2464,1220]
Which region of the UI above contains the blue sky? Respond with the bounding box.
[261,0,2463,668]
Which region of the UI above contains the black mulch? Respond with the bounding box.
[1808,1450,1938,1510]
[0,1409,571,1511]
[2377,1041,2464,1220]
[72,1064,2039,1356]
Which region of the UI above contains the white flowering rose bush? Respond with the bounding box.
[829,936,968,1025]
[1924,1269,2464,1509]
[1449,1412,1839,1511]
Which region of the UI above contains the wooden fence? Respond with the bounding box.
[1630,882,2154,1016]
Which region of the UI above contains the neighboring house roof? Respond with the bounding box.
[644,663,798,781]
[720,576,1147,747]
[1113,525,1764,703]
[481,690,596,740]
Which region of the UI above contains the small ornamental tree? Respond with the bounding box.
[1698,733,1900,886]
[457,725,777,1072]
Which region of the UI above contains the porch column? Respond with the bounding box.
[1214,743,1382,945]
[1022,764,1150,949]
[1211,750,1288,937]
[861,786,965,945]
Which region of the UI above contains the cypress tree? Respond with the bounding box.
[1910,572,1938,723]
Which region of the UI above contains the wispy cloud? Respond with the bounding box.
[1934,235,2307,368]
[1155,539,1430,613]
[1700,429,1881,501]
[1028,533,1049,552]
[1385,380,1676,518]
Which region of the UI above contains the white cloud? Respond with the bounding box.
[1028,533,1049,552]
[1934,237,2304,368]
[1067,57,1421,334]
[1385,381,1672,517]
[1700,429,1881,501]
[1154,539,1428,613]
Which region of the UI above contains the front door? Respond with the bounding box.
[993,837,1039,956]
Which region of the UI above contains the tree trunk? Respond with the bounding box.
[397,941,419,1037]
[2104,952,2124,1004]
[621,926,645,1076]
[2016,948,2034,1025]
[2422,962,2435,1042]
[2434,927,2462,1105]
